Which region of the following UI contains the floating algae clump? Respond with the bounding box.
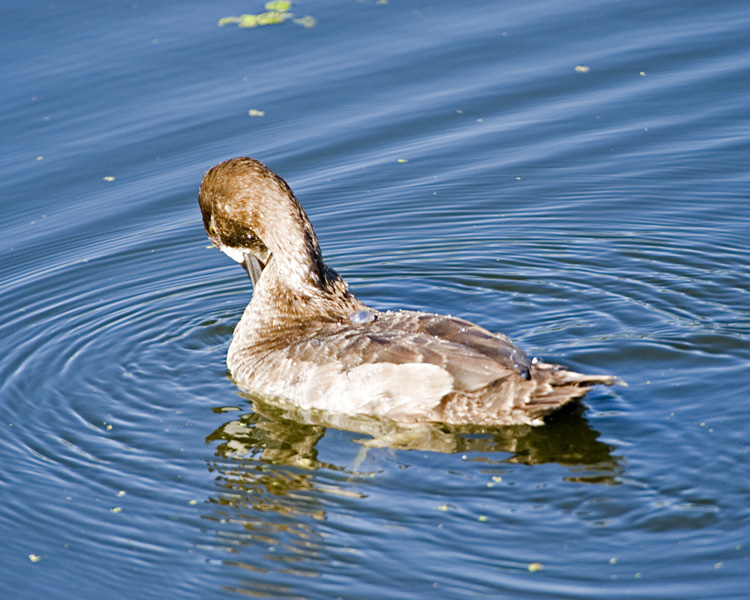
[218,2,314,29]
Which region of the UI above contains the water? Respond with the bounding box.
[2,0,749,598]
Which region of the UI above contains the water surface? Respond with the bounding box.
[2,0,749,598]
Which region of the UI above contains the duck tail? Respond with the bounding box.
[520,361,624,423]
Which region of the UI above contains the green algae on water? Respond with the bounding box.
[218,2,314,29]
[293,15,316,28]
[264,1,291,10]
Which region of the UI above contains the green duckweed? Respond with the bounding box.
[219,2,314,29]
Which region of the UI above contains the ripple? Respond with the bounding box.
[0,226,238,585]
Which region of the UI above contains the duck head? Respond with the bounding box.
[199,157,326,291]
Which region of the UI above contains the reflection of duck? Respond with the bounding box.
[204,401,620,600]
[199,157,618,426]
[208,394,621,482]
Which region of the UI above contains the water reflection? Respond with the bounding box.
[208,393,619,473]
[203,395,621,596]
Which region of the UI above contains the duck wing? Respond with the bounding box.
[320,311,533,390]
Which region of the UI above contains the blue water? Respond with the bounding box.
[2,0,749,598]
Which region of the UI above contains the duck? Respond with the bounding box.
[199,157,618,426]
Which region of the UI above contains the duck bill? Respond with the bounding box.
[243,254,264,290]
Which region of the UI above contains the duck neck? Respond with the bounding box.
[236,248,368,344]
[264,212,327,294]
[233,190,369,342]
